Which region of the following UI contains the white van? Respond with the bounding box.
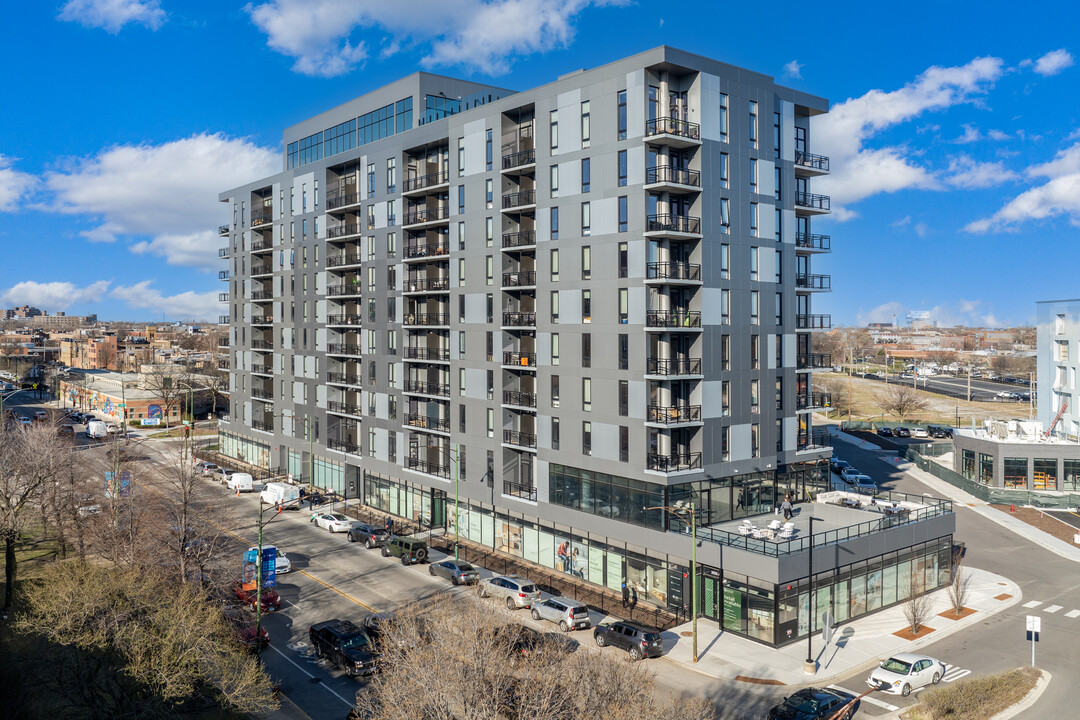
[227,472,254,493]
[261,481,300,506]
[86,420,109,439]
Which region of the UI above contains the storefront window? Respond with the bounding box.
[979,453,993,485]
[881,562,898,606]
[865,564,883,612]
[1003,457,1028,488]
[1063,460,1080,491]
[1033,458,1057,489]
[961,449,975,479]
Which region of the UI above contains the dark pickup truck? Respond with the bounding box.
[308,619,378,677]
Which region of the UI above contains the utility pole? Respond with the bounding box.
[847,345,853,423]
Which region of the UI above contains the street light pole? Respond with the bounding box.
[805,515,818,674]
[646,503,698,663]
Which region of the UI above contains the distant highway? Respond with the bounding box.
[827,369,1034,404]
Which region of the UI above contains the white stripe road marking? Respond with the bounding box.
[1044,604,1063,613]
[827,685,899,712]
[267,643,355,708]
[1022,600,1043,608]
[944,669,971,682]
[1065,609,1080,618]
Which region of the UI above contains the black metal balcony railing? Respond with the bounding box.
[327,372,361,385]
[794,191,831,211]
[251,289,272,300]
[647,453,703,473]
[328,438,362,455]
[796,391,832,410]
[327,223,361,239]
[326,190,361,210]
[251,419,273,432]
[328,343,362,355]
[502,230,536,249]
[251,314,273,325]
[646,357,702,376]
[645,166,701,187]
[645,117,701,141]
[502,148,536,169]
[647,405,703,424]
[327,253,364,267]
[328,401,362,417]
[218,292,230,302]
[251,263,272,276]
[251,339,273,350]
[797,428,833,451]
[646,311,702,328]
[327,284,363,296]
[251,237,273,251]
[646,262,702,282]
[403,171,449,193]
[406,457,450,479]
[502,311,536,327]
[405,380,450,397]
[218,224,231,235]
[502,270,537,287]
[795,232,831,251]
[404,347,451,362]
[797,353,832,370]
[218,247,230,258]
[218,315,230,325]
[218,338,230,348]
[404,312,449,326]
[646,213,702,235]
[327,314,362,326]
[404,277,451,292]
[795,273,832,291]
[404,243,449,260]
[404,206,451,225]
[795,151,830,173]
[503,479,538,502]
[251,210,272,227]
[217,270,230,280]
[251,387,273,400]
[795,313,832,330]
[502,190,536,209]
[217,359,230,370]
[503,430,537,448]
[503,351,537,367]
[250,364,270,374]
[405,413,450,433]
[503,390,537,408]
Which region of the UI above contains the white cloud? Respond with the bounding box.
[965,141,1080,232]
[857,300,1004,328]
[110,281,220,321]
[944,155,1020,189]
[58,0,165,33]
[891,215,911,227]
[0,155,37,212]
[0,280,111,310]
[815,56,1003,217]
[914,222,928,237]
[44,133,278,269]
[987,129,1011,141]
[783,60,802,79]
[245,0,626,77]
[1033,48,1074,76]
[953,124,982,144]
[855,301,905,326]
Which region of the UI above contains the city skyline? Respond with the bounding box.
[1,0,1078,324]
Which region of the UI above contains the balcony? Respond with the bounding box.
[502,190,536,210]
[251,237,273,252]
[794,191,831,215]
[218,338,230,348]
[326,190,361,210]
[327,314,362,327]
[404,312,449,327]
[794,151,830,175]
[251,289,273,300]
[251,263,273,277]
[218,224,231,236]
[218,247,230,259]
[646,405,702,425]
[327,252,364,268]
[404,347,451,362]
[646,357,702,376]
[503,479,537,502]
[796,391,832,411]
[646,310,702,329]
[328,401,362,417]
[502,148,536,170]
[218,292,229,302]
[250,364,271,375]
[502,230,536,250]
[646,262,702,283]
[250,210,272,228]
[644,117,702,147]
[503,430,537,449]
[328,343,362,356]
[327,372,361,386]
[502,270,536,288]
[327,284,363,297]
[797,353,832,370]
[251,419,273,433]
[218,270,230,281]
[797,428,832,452]
[405,413,450,433]
[795,232,831,253]
[647,453,702,473]
[503,390,537,408]
[502,311,536,328]
[403,206,451,226]
[251,387,273,400]
[403,277,451,293]
[795,273,831,291]
[328,438,362,456]
[327,223,362,239]
[403,171,450,194]
[644,166,701,190]
[645,213,702,236]
[406,457,450,479]
[503,351,537,368]
[251,339,273,350]
[403,243,449,260]
[251,314,274,326]
[795,313,832,331]
[218,315,230,325]
[405,380,450,397]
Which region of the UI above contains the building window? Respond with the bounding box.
[618,333,629,370]
[750,202,759,236]
[457,137,465,177]
[775,208,783,242]
[776,377,784,410]
[485,128,493,171]
[750,246,759,281]
[552,417,561,450]
[458,185,465,213]
[618,380,628,416]
[582,290,591,323]
[487,408,494,438]
[550,248,559,281]
[551,375,560,408]
[458,258,466,285]
[619,426,629,462]
[581,100,591,147]
[751,423,760,457]
[386,157,397,193]
[550,164,559,197]
[550,290,560,323]
[618,241,628,277]
[721,289,730,324]
[721,334,731,370]
[487,369,494,400]
[751,290,760,325]
[720,243,730,279]
[751,335,760,369]
[750,158,758,192]
[551,333,559,365]
[749,100,758,146]
[582,333,591,367]
[618,150,627,186]
[486,178,493,208]
[581,157,591,193]
[773,112,781,158]
[582,378,592,411]
[618,288,628,324]
[367,163,375,195]
[720,198,730,232]
[720,152,729,188]
[721,426,730,461]
[618,196,628,232]
[486,217,493,247]
[719,93,729,139]
[751,380,760,414]
[722,381,731,416]
[774,166,782,201]
[776,292,783,326]
[458,294,466,322]
[486,256,493,285]
[583,421,592,455]
[550,206,559,240]
[617,90,627,140]
[457,221,465,250]
[550,110,559,152]
[581,201,591,236]
[581,246,591,280]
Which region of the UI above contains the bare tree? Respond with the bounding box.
[904,573,934,634]
[201,367,228,419]
[946,564,971,616]
[95,340,116,370]
[141,366,184,428]
[818,377,850,418]
[150,444,226,584]
[879,385,930,421]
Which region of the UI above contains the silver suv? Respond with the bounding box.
[478,574,541,610]
[530,596,591,631]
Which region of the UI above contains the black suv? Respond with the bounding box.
[592,621,663,660]
[927,425,952,439]
[381,536,429,564]
[308,619,378,677]
[348,523,390,548]
[767,687,854,719]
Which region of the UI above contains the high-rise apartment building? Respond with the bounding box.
[218,47,953,646]
[1037,298,1080,438]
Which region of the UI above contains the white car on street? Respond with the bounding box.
[248,545,291,574]
[867,652,946,696]
[310,512,355,533]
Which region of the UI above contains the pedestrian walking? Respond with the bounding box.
[781,495,793,520]
[629,584,638,610]
[385,516,394,535]
[621,579,629,609]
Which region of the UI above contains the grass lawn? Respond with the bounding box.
[0,531,62,607]
[904,666,1041,720]
[145,427,218,439]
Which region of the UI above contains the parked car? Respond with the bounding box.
[477,574,541,610]
[248,545,291,574]
[847,475,878,493]
[58,425,75,436]
[829,458,850,474]
[530,596,591,631]
[105,423,121,434]
[235,623,270,651]
[926,425,949,439]
[195,460,218,475]
[894,426,911,438]
[839,467,864,482]
[866,652,946,696]
[226,473,254,492]
[381,536,429,564]
[428,559,480,585]
[592,621,663,661]
[347,523,390,548]
[308,619,378,677]
[18,416,33,427]
[997,390,1020,399]
[34,410,48,421]
[911,427,929,438]
[767,687,855,720]
[491,623,577,656]
[311,512,356,533]
[232,581,281,612]
[876,426,894,437]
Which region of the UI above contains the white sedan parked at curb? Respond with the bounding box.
[310,512,355,533]
[867,652,946,696]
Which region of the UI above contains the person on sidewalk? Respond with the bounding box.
[621,579,629,609]
[385,516,394,535]
[781,495,793,520]
[629,584,638,610]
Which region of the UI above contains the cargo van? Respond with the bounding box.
[261,481,300,507]
[227,472,254,493]
[86,420,109,439]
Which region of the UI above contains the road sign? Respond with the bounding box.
[1026,615,1041,633]
[822,612,835,644]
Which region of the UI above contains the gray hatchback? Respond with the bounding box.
[478,574,541,610]
[530,596,591,631]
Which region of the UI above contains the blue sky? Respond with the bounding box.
[1,0,1078,325]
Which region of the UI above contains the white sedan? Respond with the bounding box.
[867,652,946,696]
[248,545,291,573]
[310,512,355,533]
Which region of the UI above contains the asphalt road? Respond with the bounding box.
[830,370,1035,405]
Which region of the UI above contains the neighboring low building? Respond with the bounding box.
[952,420,1080,491]
[59,369,218,424]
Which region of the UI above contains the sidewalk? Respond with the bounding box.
[660,567,1020,686]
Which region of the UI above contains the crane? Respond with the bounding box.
[1045,399,1068,438]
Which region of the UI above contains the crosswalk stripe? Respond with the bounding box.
[944,669,971,682]
[1065,609,1080,618]
[1044,605,1063,613]
[827,685,899,712]
[1022,600,1043,608]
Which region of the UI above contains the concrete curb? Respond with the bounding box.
[889,668,1051,720]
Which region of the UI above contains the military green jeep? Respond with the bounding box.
[381,536,429,565]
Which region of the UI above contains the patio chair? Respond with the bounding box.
[767,519,782,531]
[751,528,768,540]
[782,521,795,532]
[777,526,795,540]
[737,525,754,536]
